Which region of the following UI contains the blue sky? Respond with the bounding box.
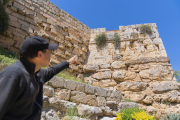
[50,0,180,71]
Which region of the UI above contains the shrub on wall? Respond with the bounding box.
[95,33,107,48]
[0,0,10,35]
[160,113,180,120]
[113,33,120,48]
[140,25,152,34]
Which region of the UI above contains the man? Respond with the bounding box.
[0,36,77,120]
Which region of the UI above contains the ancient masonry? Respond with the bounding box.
[1,0,180,119]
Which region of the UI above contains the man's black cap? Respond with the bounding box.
[20,36,58,53]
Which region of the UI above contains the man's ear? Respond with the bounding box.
[37,51,43,58]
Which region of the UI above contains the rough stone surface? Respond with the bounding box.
[43,85,54,97]
[117,82,147,92]
[118,102,139,112]
[70,91,87,104]
[49,76,65,88]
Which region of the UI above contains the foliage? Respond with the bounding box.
[0,0,10,35]
[160,113,180,120]
[113,33,121,48]
[140,25,152,34]
[95,33,107,48]
[0,46,18,66]
[162,101,171,105]
[131,32,138,39]
[115,107,156,120]
[174,70,180,81]
[132,111,156,120]
[64,107,78,120]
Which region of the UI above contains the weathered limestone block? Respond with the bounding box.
[143,96,153,104]
[100,106,113,116]
[139,64,150,70]
[116,82,147,92]
[92,71,111,80]
[84,76,98,85]
[129,94,145,103]
[97,96,106,106]
[112,70,126,81]
[94,87,107,97]
[49,76,65,88]
[125,57,170,66]
[83,64,99,73]
[55,88,71,101]
[125,71,136,80]
[111,61,127,69]
[64,80,77,91]
[99,64,111,69]
[149,81,180,93]
[70,91,87,104]
[85,84,95,94]
[87,95,97,106]
[76,83,85,92]
[139,70,149,79]
[118,102,139,112]
[128,65,139,72]
[99,79,117,88]
[43,85,54,97]
[49,97,76,111]
[77,104,103,117]
[169,90,179,102]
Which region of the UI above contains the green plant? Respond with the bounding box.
[113,33,121,48]
[131,32,138,39]
[140,25,152,34]
[0,46,18,66]
[162,101,171,105]
[64,107,78,120]
[160,113,180,120]
[0,0,10,35]
[174,70,180,81]
[115,107,156,120]
[95,33,107,48]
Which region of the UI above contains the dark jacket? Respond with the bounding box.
[0,57,69,120]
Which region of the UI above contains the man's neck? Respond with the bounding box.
[27,58,41,73]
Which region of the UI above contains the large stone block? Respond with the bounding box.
[149,81,180,93]
[64,80,77,91]
[117,82,147,92]
[83,64,99,73]
[84,84,95,94]
[94,87,107,97]
[99,79,117,88]
[70,91,87,104]
[87,95,97,106]
[55,88,71,101]
[43,85,54,97]
[111,61,127,69]
[97,96,106,106]
[76,83,85,92]
[112,70,126,81]
[92,71,111,80]
[49,76,65,88]
[118,102,139,112]
[49,97,76,111]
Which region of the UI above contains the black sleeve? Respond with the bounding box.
[0,74,24,119]
[42,61,69,83]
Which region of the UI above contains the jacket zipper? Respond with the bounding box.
[33,75,42,109]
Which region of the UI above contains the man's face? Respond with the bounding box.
[41,49,51,67]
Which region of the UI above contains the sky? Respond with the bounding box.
[50,0,180,71]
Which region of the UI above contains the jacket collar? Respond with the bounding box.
[20,57,36,75]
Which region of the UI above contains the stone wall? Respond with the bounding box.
[0,0,91,75]
[88,23,167,64]
[42,76,123,119]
